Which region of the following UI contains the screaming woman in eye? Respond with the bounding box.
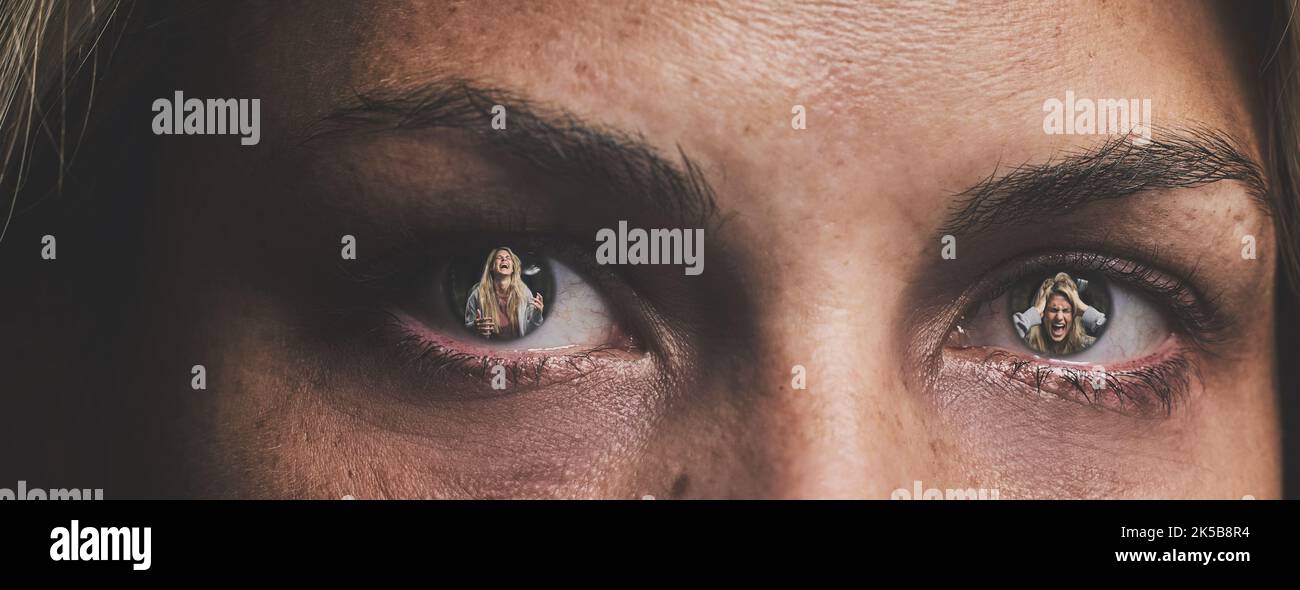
[1013,272,1107,356]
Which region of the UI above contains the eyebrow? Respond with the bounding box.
[305,79,719,227]
[939,127,1270,236]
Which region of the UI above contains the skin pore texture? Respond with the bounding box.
[124,0,1277,499]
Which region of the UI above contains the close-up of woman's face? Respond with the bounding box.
[2,0,1298,501]
[491,249,514,278]
[1045,294,1073,343]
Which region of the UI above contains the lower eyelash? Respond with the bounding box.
[988,350,1191,417]
[945,340,1197,417]
[381,311,638,398]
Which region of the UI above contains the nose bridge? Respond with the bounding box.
[732,230,926,499]
[677,122,949,498]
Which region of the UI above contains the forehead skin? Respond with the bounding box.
[249,1,1263,275]
[259,0,1259,189]
[190,0,1277,498]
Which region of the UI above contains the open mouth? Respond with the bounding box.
[1050,321,1067,338]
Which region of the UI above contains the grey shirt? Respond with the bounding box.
[464,282,544,338]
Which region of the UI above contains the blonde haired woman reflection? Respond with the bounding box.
[1013,273,1106,356]
[464,247,544,339]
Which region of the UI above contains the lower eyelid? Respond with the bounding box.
[382,310,642,399]
[942,335,1195,417]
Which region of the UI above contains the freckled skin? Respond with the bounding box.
[124,0,1278,498]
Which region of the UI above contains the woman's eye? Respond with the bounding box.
[350,240,646,397]
[941,257,1207,416]
[956,270,1172,363]
[387,242,634,353]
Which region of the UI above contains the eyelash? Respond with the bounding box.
[950,250,1220,416]
[381,310,637,395]
[969,346,1194,416]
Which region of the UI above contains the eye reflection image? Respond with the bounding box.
[1012,272,1109,356]
[462,247,546,340]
